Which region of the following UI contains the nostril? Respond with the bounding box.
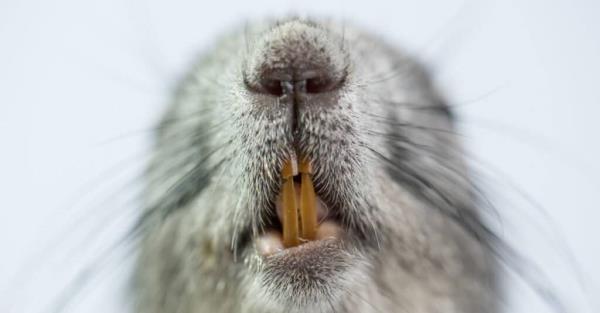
[255,75,340,97]
[259,79,284,96]
[249,67,345,96]
[305,76,334,94]
[256,75,338,96]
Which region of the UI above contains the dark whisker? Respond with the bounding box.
[364,142,568,313]
[362,112,464,137]
[96,105,221,146]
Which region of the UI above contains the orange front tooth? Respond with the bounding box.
[297,157,312,176]
[281,155,317,247]
[299,166,317,241]
[281,158,299,247]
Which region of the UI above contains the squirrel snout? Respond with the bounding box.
[244,20,348,97]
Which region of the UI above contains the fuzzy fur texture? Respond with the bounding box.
[134,18,498,313]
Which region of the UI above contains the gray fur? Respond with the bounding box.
[133,18,499,313]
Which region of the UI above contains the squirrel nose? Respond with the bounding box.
[244,21,348,97]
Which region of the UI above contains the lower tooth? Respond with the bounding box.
[315,221,342,240]
[256,231,284,255]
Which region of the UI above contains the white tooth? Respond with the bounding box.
[316,221,343,240]
[289,151,298,176]
[255,231,284,256]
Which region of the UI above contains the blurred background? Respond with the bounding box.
[1,0,598,312]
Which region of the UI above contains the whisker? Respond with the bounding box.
[96,105,221,146]
[342,287,389,313]
[364,143,569,313]
[41,147,231,312]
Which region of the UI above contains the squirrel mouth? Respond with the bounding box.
[254,152,344,256]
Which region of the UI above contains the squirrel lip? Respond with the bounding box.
[255,221,343,257]
[254,153,344,257]
[254,187,343,257]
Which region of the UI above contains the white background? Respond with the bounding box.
[0,0,598,312]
